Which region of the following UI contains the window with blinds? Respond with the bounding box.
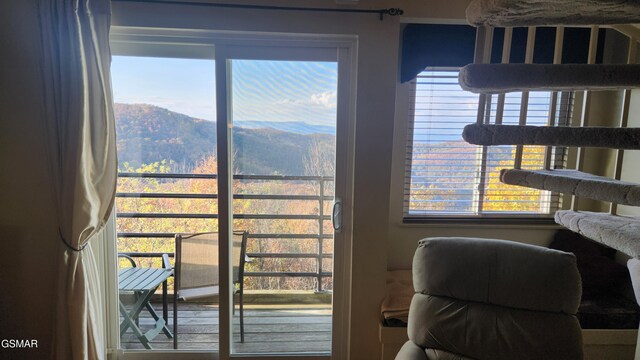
[404,68,572,220]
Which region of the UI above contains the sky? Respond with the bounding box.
[111,56,338,126]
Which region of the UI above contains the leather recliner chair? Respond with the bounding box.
[396,237,583,360]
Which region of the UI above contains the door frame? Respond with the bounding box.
[108,27,357,360]
[216,37,356,360]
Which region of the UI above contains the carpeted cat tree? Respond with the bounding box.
[460,0,640,356]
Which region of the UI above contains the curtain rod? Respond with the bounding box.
[112,0,404,20]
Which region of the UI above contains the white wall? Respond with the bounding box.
[618,88,640,217]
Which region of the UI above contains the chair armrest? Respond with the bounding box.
[395,342,428,360]
[162,253,172,270]
[118,253,137,268]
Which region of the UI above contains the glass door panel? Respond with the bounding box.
[228,59,338,355]
[111,55,219,351]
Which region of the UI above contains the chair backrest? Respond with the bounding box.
[406,237,583,360]
[175,231,248,292]
[232,230,248,287]
[175,232,219,292]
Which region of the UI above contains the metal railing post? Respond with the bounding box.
[317,177,324,293]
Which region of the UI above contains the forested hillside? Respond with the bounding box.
[114,103,335,175]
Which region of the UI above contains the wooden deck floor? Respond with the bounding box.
[121,302,332,353]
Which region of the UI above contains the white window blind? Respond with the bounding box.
[404,68,572,219]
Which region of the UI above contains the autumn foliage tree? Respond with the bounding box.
[116,153,334,291]
[482,145,549,212]
[407,142,552,214]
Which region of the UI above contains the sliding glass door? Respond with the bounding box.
[110,30,354,359]
[225,55,336,355]
[216,43,352,357]
[110,48,220,352]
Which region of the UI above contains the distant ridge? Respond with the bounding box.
[114,103,335,175]
[235,120,335,135]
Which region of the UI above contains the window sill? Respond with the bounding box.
[402,215,562,229]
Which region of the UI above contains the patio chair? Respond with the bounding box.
[172,231,249,348]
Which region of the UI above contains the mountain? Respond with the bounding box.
[232,125,334,175]
[234,120,335,135]
[114,103,335,175]
[114,103,216,171]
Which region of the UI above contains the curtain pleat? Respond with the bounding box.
[37,0,117,358]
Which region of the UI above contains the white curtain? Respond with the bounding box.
[36,0,117,358]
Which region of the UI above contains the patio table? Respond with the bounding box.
[119,267,174,348]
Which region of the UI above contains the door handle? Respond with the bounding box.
[332,197,342,233]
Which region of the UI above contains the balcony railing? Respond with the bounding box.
[116,172,334,293]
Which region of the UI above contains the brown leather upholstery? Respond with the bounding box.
[396,237,583,360]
